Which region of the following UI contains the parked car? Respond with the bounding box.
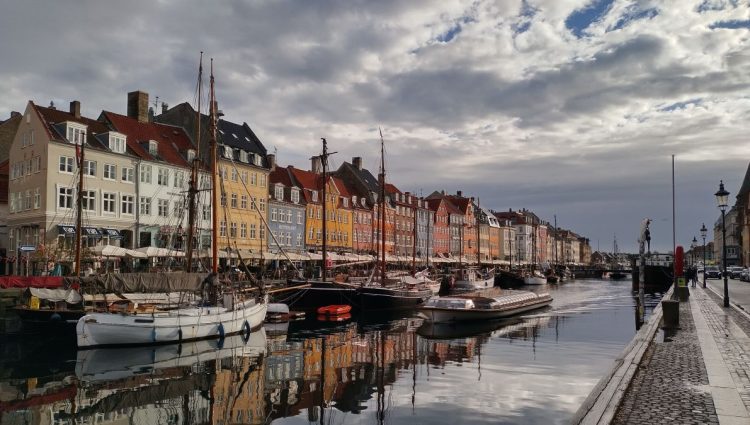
[740,268,750,282]
[729,266,744,279]
[705,267,721,279]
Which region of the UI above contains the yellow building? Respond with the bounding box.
[289,165,352,252]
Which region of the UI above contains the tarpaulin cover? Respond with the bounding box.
[29,288,82,304]
[0,276,64,289]
[72,272,210,294]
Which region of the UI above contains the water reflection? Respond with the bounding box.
[0,280,661,425]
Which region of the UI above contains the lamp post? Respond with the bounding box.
[691,236,697,287]
[715,180,730,307]
[691,237,697,267]
[701,223,707,288]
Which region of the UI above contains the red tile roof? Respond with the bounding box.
[269,166,294,187]
[445,195,472,214]
[102,111,194,168]
[34,103,111,150]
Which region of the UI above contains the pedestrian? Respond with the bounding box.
[689,266,697,287]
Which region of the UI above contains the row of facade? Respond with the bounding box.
[0,90,592,273]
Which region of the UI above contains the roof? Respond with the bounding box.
[34,103,111,150]
[426,197,444,213]
[340,161,380,193]
[217,119,267,161]
[0,159,7,203]
[102,111,194,168]
[443,199,463,215]
[737,162,750,199]
[445,195,472,214]
[269,166,295,187]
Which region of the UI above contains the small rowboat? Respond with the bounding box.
[317,304,352,316]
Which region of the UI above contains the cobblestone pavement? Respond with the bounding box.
[613,299,718,425]
[695,288,750,413]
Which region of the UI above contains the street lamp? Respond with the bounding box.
[715,180,730,307]
[691,237,697,267]
[701,223,707,288]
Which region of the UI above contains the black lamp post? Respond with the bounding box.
[715,180,730,307]
[691,237,697,267]
[701,223,707,288]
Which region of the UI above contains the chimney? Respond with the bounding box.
[267,154,276,171]
[69,101,81,119]
[352,156,363,170]
[311,156,322,174]
[10,111,21,119]
[148,106,154,122]
[127,90,149,123]
[457,190,462,197]
[161,102,169,114]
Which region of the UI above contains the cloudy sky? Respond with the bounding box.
[2,0,749,253]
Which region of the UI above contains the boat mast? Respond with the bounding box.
[476,199,481,268]
[426,203,431,268]
[411,198,416,275]
[209,59,219,274]
[186,52,203,271]
[73,131,85,277]
[554,215,558,268]
[379,129,386,285]
[321,138,328,282]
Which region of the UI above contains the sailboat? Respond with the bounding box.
[76,56,267,348]
[605,235,627,280]
[357,130,433,309]
[523,217,546,285]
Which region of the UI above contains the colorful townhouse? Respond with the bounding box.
[386,184,415,257]
[415,197,434,261]
[426,197,450,257]
[444,192,477,261]
[267,157,306,255]
[157,102,271,258]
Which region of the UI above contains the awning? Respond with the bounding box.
[101,228,123,240]
[82,227,102,239]
[58,225,76,237]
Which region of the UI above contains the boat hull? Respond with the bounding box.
[76,298,267,348]
[456,276,494,290]
[357,286,433,310]
[524,276,547,285]
[419,298,552,323]
[274,280,358,312]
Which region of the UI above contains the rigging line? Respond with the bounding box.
[225,154,301,272]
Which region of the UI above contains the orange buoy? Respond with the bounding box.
[316,304,352,316]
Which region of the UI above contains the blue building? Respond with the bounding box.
[267,158,306,256]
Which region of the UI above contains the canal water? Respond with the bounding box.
[0,279,662,424]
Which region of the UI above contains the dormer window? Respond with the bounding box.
[343,198,349,208]
[187,149,196,162]
[311,190,318,203]
[291,188,300,204]
[275,185,284,201]
[65,122,87,145]
[361,198,366,207]
[253,154,262,166]
[148,140,158,155]
[240,150,248,163]
[222,146,232,159]
[352,195,357,205]
[108,132,126,153]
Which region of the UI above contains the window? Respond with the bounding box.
[254,155,262,166]
[32,157,40,173]
[260,174,266,187]
[157,199,169,217]
[187,149,196,162]
[103,192,116,213]
[250,173,257,185]
[240,151,248,163]
[121,167,134,183]
[220,221,227,237]
[67,125,86,145]
[24,190,30,210]
[109,134,126,153]
[260,227,265,241]
[259,199,265,212]
[272,208,278,221]
[173,200,182,217]
[121,195,134,215]
[221,193,227,207]
[311,191,318,202]
[297,211,303,224]
[174,171,184,188]
[291,189,299,204]
[202,205,210,220]
[157,168,169,186]
[249,223,257,239]
[140,197,151,215]
[231,168,238,182]
[230,222,237,237]
[231,193,238,208]
[140,165,152,183]
[59,156,74,173]
[83,160,96,176]
[343,198,349,208]
[148,140,158,155]
[82,190,96,211]
[240,223,247,238]
[275,186,284,200]
[241,171,248,183]
[58,187,73,209]
[33,188,40,209]
[241,195,248,209]
[297,233,302,247]
[286,210,292,223]
[103,164,116,180]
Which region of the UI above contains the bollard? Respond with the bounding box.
[676,285,689,302]
[662,299,679,328]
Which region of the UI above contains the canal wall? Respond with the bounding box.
[570,287,673,425]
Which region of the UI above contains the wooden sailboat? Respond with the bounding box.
[524,217,546,285]
[76,56,268,348]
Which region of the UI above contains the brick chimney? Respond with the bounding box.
[457,190,462,197]
[69,101,81,119]
[127,90,149,123]
[161,102,169,114]
[352,157,363,170]
[10,111,21,119]
[267,154,276,171]
[311,156,322,174]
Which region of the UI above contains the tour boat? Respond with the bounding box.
[455,267,495,290]
[419,291,552,323]
[524,270,547,285]
[317,304,352,316]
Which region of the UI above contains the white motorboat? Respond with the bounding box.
[76,292,267,348]
[524,270,547,285]
[456,267,495,290]
[419,291,552,323]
